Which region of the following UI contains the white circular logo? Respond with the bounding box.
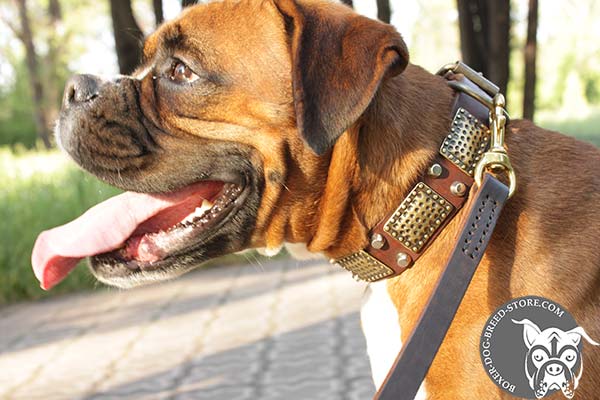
[480,296,599,398]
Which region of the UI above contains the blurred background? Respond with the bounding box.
[1,0,599,305]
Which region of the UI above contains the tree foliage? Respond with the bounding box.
[13,0,53,148]
[0,0,600,149]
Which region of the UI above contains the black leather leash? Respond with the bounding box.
[373,173,510,400]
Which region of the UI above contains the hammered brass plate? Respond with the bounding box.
[333,251,394,282]
[440,108,490,175]
[383,183,454,253]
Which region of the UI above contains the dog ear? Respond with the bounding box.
[273,0,409,155]
[512,319,542,349]
[565,326,600,346]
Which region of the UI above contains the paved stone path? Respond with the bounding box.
[0,257,374,399]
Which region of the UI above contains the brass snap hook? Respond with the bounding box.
[474,93,517,198]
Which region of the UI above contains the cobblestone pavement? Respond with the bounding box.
[0,257,374,400]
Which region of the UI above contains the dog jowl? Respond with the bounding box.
[513,319,599,399]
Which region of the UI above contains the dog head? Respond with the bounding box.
[34,0,409,289]
[512,319,599,399]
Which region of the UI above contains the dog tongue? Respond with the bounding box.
[31,182,223,290]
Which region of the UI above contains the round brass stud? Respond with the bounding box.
[396,252,412,267]
[450,181,467,197]
[427,163,443,178]
[370,233,386,249]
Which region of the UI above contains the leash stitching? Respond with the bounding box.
[462,193,498,259]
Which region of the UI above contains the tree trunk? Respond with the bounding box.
[108,0,144,74]
[153,0,164,26]
[181,0,197,7]
[487,1,510,96]
[46,0,63,123]
[15,0,52,148]
[376,0,391,23]
[523,0,538,120]
[48,0,61,20]
[340,0,353,8]
[456,0,510,95]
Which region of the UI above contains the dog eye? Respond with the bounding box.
[562,349,577,362]
[169,61,199,83]
[532,349,546,363]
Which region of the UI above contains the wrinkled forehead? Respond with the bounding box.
[535,329,580,351]
[142,1,289,79]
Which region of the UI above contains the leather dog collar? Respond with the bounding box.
[331,62,516,400]
[332,62,505,282]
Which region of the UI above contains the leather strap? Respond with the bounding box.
[363,82,492,278]
[373,173,510,400]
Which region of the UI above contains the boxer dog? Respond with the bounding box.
[512,319,599,399]
[32,0,600,398]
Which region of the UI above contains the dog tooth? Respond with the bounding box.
[196,199,214,214]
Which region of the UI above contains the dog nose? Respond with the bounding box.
[63,74,101,107]
[545,363,564,376]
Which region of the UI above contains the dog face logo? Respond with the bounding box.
[512,319,599,399]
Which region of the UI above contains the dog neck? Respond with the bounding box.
[303,64,456,258]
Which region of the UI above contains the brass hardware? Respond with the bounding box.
[437,61,499,98]
[396,252,411,267]
[447,80,494,110]
[428,163,443,178]
[450,181,467,197]
[384,182,454,253]
[440,108,490,176]
[333,251,394,282]
[438,62,516,199]
[370,233,386,249]
[474,94,517,198]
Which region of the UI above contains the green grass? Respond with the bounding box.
[536,107,600,147]
[0,148,121,304]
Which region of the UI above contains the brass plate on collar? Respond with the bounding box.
[440,107,490,176]
[333,250,394,282]
[384,183,454,253]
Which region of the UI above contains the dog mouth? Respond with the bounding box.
[32,179,249,290]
